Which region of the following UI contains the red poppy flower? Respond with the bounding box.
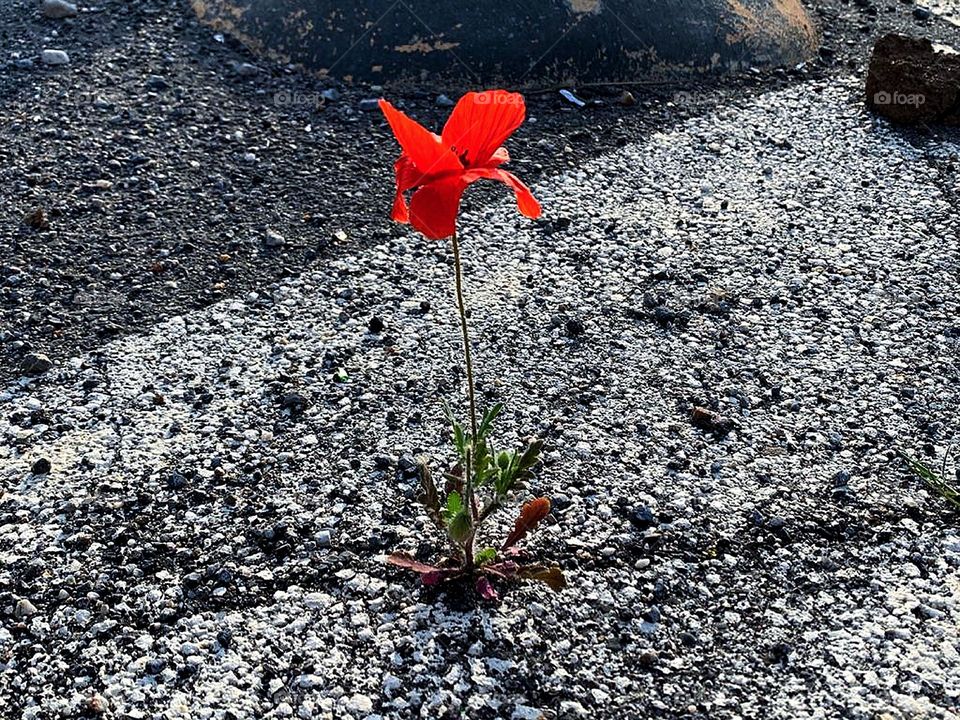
[379,90,541,240]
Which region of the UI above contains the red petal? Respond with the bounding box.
[408,177,467,240]
[463,168,541,219]
[441,91,526,167]
[379,99,462,177]
[488,147,510,166]
[391,154,421,223]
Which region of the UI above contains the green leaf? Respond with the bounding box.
[473,438,496,486]
[443,491,463,522]
[442,401,468,460]
[448,511,472,544]
[899,449,960,511]
[475,547,497,565]
[517,438,544,473]
[478,402,504,440]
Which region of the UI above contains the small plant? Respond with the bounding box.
[378,90,565,599]
[899,446,960,512]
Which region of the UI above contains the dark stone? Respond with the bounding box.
[689,406,736,436]
[166,472,188,490]
[192,0,818,84]
[551,493,573,511]
[629,505,656,529]
[368,316,385,333]
[22,352,53,375]
[31,458,52,475]
[565,317,586,337]
[280,392,308,415]
[866,34,960,125]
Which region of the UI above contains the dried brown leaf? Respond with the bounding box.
[502,497,551,550]
[517,565,567,591]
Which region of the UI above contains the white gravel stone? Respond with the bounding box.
[40,49,70,65]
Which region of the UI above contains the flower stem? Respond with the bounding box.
[451,230,479,568]
[451,231,479,443]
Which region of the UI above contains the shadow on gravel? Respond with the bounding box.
[6,0,919,385]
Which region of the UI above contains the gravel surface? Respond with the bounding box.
[3,1,960,719]
[3,67,960,718]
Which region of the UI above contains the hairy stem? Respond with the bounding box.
[451,230,480,567]
[451,230,479,443]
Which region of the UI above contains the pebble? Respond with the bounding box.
[14,599,38,618]
[358,98,379,111]
[344,694,373,714]
[22,352,53,375]
[233,62,261,77]
[264,229,285,248]
[40,0,78,19]
[146,75,169,90]
[40,49,70,65]
[31,458,52,475]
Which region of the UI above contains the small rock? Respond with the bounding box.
[368,316,385,333]
[316,529,332,547]
[913,7,932,20]
[145,658,166,675]
[14,599,38,619]
[344,694,373,715]
[565,317,585,337]
[40,49,70,65]
[146,75,169,90]
[233,62,261,77]
[321,88,340,102]
[690,406,736,436]
[264,229,285,248]
[359,98,380,111]
[629,505,656,529]
[436,94,455,107]
[618,90,636,106]
[22,352,53,375]
[40,0,78,19]
[559,700,590,719]
[280,392,308,415]
[166,472,187,490]
[31,458,51,475]
[23,207,49,229]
